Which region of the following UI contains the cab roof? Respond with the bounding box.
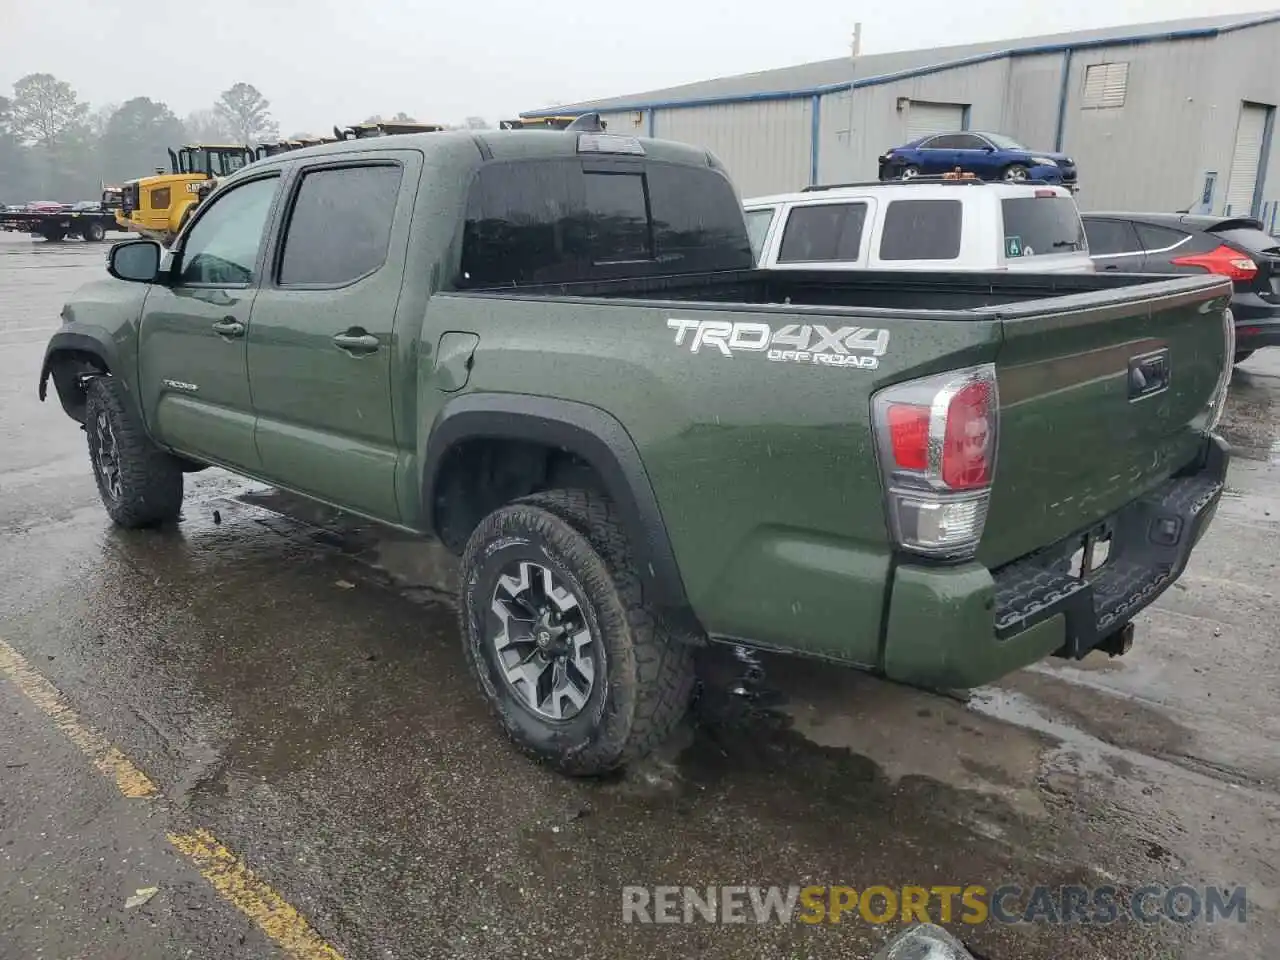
[243,129,721,170]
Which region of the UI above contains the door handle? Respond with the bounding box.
[332,331,380,353]
[212,317,244,338]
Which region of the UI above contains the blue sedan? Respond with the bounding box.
[878,131,1078,188]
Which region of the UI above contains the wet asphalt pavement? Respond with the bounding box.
[1,232,1278,960]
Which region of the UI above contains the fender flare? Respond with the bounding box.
[423,393,697,622]
[39,330,128,417]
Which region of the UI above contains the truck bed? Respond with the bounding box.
[460,267,1223,315]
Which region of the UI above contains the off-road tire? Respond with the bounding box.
[459,489,695,776]
[84,377,184,528]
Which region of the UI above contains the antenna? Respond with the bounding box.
[851,22,863,61]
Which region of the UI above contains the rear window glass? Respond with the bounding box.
[1134,223,1190,252]
[1000,197,1086,258]
[777,203,868,263]
[879,199,962,261]
[1083,218,1142,255]
[460,159,754,286]
[1213,226,1280,255]
[745,208,774,260]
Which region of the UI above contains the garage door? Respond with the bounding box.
[906,101,967,141]
[1224,103,1270,216]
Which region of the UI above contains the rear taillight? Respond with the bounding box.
[1172,245,1258,281]
[872,365,999,560]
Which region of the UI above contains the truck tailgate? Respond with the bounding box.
[979,276,1233,569]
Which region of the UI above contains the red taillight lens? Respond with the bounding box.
[1171,244,1258,281]
[942,381,994,489]
[887,404,929,469]
[871,365,1000,560]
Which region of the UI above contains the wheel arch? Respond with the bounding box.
[423,393,699,627]
[39,331,128,424]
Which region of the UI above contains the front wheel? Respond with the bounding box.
[85,377,184,528]
[900,164,921,180]
[1003,163,1031,182]
[459,489,695,776]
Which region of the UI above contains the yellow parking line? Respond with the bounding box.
[0,637,345,960]
[169,829,345,960]
[0,637,158,798]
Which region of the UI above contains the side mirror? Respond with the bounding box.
[983,145,995,153]
[108,239,163,283]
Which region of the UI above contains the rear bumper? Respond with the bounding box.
[1231,293,1280,350]
[881,435,1227,689]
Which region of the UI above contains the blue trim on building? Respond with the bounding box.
[521,14,1280,118]
[647,109,656,138]
[809,95,821,185]
[1252,104,1276,219]
[1053,49,1073,152]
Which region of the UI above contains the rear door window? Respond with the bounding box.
[878,199,962,261]
[279,164,403,286]
[1083,218,1143,256]
[777,202,868,263]
[1000,197,1086,258]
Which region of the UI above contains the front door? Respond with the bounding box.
[247,156,418,522]
[136,173,282,470]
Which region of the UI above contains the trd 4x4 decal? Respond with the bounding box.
[666,319,890,369]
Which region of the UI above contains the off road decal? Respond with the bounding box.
[666,319,889,370]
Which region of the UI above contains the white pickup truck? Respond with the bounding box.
[745,177,1094,274]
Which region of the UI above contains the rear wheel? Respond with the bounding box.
[1234,349,1255,364]
[1003,163,1031,183]
[84,377,184,528]
[40,228,66,242]
[459,489,695,776]
[81,220,106,242]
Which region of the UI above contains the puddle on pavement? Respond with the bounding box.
[1218,368,1280,464]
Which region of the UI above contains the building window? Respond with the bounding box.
[1082,62,1129,109]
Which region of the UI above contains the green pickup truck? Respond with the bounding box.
[39,128,1235,776]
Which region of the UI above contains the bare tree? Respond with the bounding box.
[9,73,88,147]
[464,116,491,130]
[213,83,279,142]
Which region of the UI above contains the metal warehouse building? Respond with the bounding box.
[522,12,1280,225]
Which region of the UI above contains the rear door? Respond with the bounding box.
[247,153,420,522]
[980,278,1232,568]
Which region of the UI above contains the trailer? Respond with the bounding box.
[1,204,125,242]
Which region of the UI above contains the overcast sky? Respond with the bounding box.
[5,0,1278,134]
